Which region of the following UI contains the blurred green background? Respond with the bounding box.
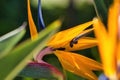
[0,0,96,36]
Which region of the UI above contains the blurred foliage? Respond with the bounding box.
[0,0,113,35]
[0,0,27,35]
[0,0,95,35]
[0,18,61,80]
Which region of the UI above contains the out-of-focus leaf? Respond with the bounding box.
[93,0,108,25]
[23,77,34,80]
[0,22,26,58]
[66,71,85,80]
[19,62,64,80]
[91,47,100,62]
[0,19,62,80]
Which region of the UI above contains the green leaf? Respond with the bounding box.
[0,22,26,59]
[19,62,63,80]
[0,20,62,80]
[65,71,85,80]
[93,0,108,25]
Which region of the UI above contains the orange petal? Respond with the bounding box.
[108,0,119,40]
[107,2,119,79]
[54,50,102,80]
[27,0,38,40]
[107,0,118,55]
[47,21,94,48]
[63,37,98,51]
[93,18,108,43]
[118,2,120,67]
[117,41,120,79]
[93,18,117,78]
[117,42,120,66]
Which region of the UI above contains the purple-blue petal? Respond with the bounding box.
[98,74,109,80]
[38,0,45,30]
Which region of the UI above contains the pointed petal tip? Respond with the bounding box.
[27,0,38,40]
[18,22,27,32]
[54,50,101,80]
[48,19,62,29]
[54,19,62,26]
[0,22,26,42]
[93,18,99,23]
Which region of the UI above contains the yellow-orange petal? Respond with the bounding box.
[27,0,38,40]
[54,50,102,80]
[63,37,98,51]
[47,21,94,48]
[107,0,118,52]
[117,41,120,66]
[108,0,119,38]
[117,41,120,79]
[93,18,108,43]
[93,18,117,78]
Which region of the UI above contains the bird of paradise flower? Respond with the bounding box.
[93,0,120,79]
[27,0,102,80]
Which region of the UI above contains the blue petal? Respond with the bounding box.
[38,0,45,30]
[98,74,109,80]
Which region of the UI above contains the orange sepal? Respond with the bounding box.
[54,50,102,80]
[27,0,38,40]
